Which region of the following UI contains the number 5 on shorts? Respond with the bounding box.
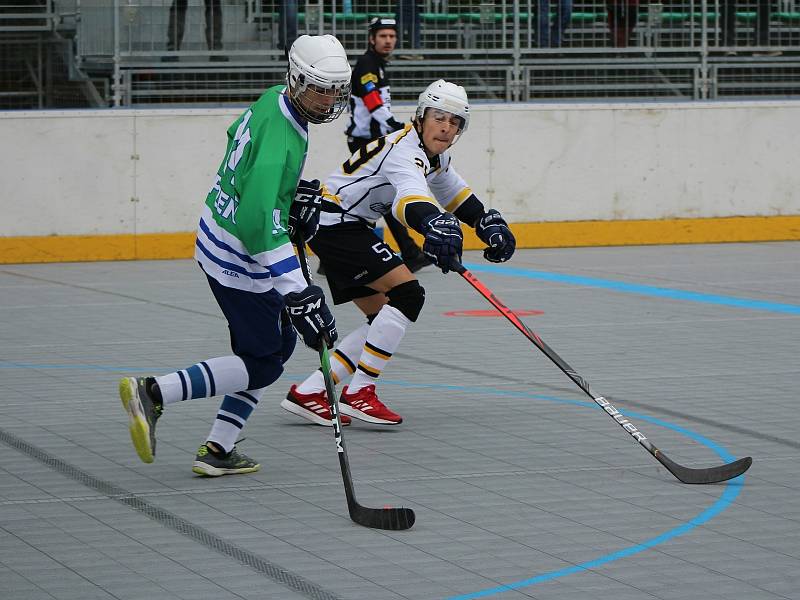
[371,242,395,262]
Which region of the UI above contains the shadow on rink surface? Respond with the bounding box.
[1,244,798,600]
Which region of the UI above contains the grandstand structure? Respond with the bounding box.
[2,0,799,109]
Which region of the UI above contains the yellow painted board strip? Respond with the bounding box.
[383,215,800,252]
[1,215,799,264]
[0,233,195,264]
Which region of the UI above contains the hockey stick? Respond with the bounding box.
[454,263,752,484]
[293,240,415,530]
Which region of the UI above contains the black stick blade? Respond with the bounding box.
[350,504,416,530]
[657,453,752,484]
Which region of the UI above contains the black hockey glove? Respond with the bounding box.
[476,209,516,263]
[386,117,405,133]
[284,285,337,350]
[288,179,323,243]
[420,211,463,274]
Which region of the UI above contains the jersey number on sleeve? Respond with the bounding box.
[226,109,253,173]
[342,137,386,175]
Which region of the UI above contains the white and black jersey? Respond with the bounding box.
[320,124,473,232]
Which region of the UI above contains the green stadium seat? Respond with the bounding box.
[291,9,795,32]
[422,12,461,24]
[457,12,507,24]
[456,11,607,25]
[570,12,605,24]
[660,12,691,23]
[775,12,800,22]
[732,11,757,22]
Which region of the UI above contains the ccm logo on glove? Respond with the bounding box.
[284,285,338,350]
[289,179,323,243]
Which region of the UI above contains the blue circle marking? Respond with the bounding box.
[1,363,747,599]
[379,380,746,600]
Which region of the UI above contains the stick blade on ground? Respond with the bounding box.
[657,453,752,484]
[350,504,416,531]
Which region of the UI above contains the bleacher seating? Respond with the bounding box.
[2,1,799,108]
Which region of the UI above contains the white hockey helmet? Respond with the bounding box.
[415,79,470,139]
[287,35,351,124]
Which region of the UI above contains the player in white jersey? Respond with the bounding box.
[281,79,516,426]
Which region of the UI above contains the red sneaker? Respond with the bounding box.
[281,385,351,426]
[340,385,402,425]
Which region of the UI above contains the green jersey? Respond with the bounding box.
[195,85,309,295]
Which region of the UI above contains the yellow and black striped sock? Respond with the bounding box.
[349,306,410,392]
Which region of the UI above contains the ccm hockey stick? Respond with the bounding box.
[294,240,415,529]
[454,263,752,484]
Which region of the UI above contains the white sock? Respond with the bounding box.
[296,323,369,394]
[156,355,249,405]
[206,386,266,453]
[348,305,410,393]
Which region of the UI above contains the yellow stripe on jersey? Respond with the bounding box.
[444,187,473,213]
[394,195,439,227]
[391,124,413,144]
[323,191,342,205]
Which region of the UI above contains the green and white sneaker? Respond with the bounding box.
[119,376,162,464]
[192,443,261,477]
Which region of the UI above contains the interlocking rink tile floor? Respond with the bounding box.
[1,243,798,600]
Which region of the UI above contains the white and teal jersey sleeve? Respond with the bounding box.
[195,86,310,296]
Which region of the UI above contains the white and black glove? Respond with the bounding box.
[288,179,323,243]
[476,209,516,263]
[420,211,463,274]
[284,285,337,350]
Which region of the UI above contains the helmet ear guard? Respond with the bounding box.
[287,35,352,124]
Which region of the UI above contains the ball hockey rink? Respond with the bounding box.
[0,243,798,600]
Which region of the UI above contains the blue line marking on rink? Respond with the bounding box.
[463,262,800,315]
[376,380,746,600]
[1,361,746,598]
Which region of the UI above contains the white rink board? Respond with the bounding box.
[1,101,798,237]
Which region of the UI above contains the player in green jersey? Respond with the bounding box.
[118,35,351,476]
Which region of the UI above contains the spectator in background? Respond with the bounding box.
[165,0,225,61]
[720,0,780,57]
[278,0,298,51]
[395,0,423,57]
[606,0,640,48]
[538,0,573,48]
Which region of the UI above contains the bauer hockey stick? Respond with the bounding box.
[454,263,752,484]
[293,240,415,530]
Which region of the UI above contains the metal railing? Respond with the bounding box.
[0,0,55,32]
[4,1,799,107]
